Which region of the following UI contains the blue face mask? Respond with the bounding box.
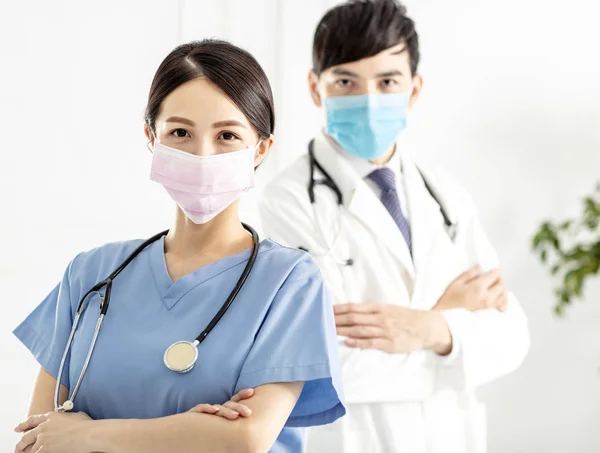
[325,93,410,160]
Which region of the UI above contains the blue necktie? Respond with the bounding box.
[367,167,412,253]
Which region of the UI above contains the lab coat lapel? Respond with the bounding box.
[312,134,415,277]
[402,152,441,273]
[402,152,466,309]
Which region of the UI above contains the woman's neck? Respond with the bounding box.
[164,203,251,259]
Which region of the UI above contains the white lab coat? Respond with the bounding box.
[258,132,530,453]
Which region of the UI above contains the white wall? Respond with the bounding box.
[406,2,600,452]
[1,0,599,451]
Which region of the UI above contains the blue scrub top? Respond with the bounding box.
[14,236,346,453]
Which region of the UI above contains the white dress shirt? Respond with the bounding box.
[323,132,410,221]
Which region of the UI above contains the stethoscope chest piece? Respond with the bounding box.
[164,340,199,373]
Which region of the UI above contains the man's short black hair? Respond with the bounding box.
[312,0,420,76]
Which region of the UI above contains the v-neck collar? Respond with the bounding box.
[147,236,271,310]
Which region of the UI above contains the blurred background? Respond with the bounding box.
[1,0,599,451]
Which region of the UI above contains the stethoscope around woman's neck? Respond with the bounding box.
[302,139,457,266]
[54,223,260,413]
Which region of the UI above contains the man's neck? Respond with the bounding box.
[370,143,397,166]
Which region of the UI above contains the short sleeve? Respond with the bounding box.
[13,258,77,389]
[234,262,346,428]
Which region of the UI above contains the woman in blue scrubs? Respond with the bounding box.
[13,39,345,453]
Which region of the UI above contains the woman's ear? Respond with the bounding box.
[254,135,274,168]
[144,123,154,146]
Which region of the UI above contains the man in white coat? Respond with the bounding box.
[258,0,530,452]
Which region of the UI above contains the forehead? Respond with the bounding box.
[157,78,251,127]
[323,43,411,78]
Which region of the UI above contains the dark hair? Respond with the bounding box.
[145,39,275,139]
[312,0,420,76]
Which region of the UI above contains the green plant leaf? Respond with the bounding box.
[583,197,600,230]
[554,303,564,316]
[532,224,549,250]
[532,181,600,316]
[559,220,572,231]
[564,269,584,297]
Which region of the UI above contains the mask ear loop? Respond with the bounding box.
[253,135,272,168]
[146,126,156,153]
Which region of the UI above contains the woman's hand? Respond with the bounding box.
[14,411,93,453]
[187,388,255,420]
[13,388,256,452]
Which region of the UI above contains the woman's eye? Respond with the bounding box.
[336,79,352,87]
[220,132,238,141]
[382,79,397,87]
[172,128,190,138]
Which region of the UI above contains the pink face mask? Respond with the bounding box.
[150,141,259,224]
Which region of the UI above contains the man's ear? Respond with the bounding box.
[308,70,323,108]
[409,74,423,108]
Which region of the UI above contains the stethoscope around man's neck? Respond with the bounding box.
[302,139,457,267]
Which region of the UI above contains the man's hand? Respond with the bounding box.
[187,388,255,420]
[335,303,451,354]
[433,266,508,312]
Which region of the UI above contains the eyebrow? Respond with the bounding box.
[212,120,247,129]
[376,70,404,78]
[164,117,247,129]
[332,68,404,78]
[165,116,195,127]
